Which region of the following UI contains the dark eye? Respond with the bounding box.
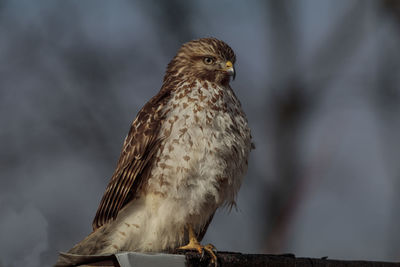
[203,57,214,65]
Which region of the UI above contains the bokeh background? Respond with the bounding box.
[1,0,400,266]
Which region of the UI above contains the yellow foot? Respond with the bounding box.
[178,240,218,265]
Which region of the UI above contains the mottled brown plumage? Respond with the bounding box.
[92,89,171,230]
[93,37,238,230]
[56,37,252,266]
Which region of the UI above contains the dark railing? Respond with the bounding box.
[57,251,400,267]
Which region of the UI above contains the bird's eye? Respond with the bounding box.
[203,57,214,65]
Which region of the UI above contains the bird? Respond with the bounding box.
[56,37,252,266]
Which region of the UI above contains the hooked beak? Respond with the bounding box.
[225,60,236,80]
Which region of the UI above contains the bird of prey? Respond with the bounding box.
[56,37,252,266]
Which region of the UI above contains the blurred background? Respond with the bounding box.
[1,0,400,266]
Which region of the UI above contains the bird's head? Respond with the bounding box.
[166,37,236,86]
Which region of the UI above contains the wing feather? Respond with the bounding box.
[92,89,171,230]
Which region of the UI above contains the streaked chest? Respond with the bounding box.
[147,80,251,203]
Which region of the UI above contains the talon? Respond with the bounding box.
[200,248,205,259]
[206,243,217,254]
[177,224,218,266]
[178,239,203,254]
[203,244,218,265]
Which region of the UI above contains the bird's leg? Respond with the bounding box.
[178,224,217,264]
[178,224,202,253]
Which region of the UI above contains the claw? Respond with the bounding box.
[177,224,218,266]
[178,243,218,266]
[206,243,218,254]
[200,248,205,259]
[203,244,218,266]
[178,240,203,254]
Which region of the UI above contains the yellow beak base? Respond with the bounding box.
[225,61,235,80]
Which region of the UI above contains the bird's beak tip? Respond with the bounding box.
[224,61,235,81]
[227,67,235,81]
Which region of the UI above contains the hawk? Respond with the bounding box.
[56,37,252,266]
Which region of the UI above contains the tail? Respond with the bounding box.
[54,252,114,267]
[54,226,115,266]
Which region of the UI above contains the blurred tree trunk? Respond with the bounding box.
[263,0,369,253]
[374,1,400,260]
[263,0,305,253]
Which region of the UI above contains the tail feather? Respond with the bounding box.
[54,252,114,266]
[55,226,116,266]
